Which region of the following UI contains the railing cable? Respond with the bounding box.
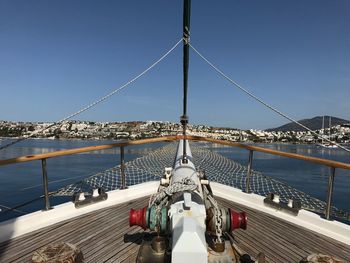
[189,43,350,153]
[0,204,26,215]
[0,192,56,216]
[0,38,183,151]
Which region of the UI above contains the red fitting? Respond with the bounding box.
[129,206,148,229]
[229,209,247,231]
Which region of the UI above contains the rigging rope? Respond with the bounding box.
[189,43,350,153]
[150,177,197,206]
[0,38,183,151]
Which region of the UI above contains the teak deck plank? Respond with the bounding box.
[0,203,134,262]
[1,196,350,263]
[217,197,350,262]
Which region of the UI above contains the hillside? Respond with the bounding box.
[266,116,350,132]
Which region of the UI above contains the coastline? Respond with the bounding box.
[1,120,350,145]
[1,136,349,146]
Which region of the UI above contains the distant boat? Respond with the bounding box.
[318,116,338,148]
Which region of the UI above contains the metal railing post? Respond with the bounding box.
[325,167,335,220]
[41,158,51,210]
[120,146,126,189]
[246,150,254,193]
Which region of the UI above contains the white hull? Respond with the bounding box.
[318,143,338,148]
[1,181,350,246]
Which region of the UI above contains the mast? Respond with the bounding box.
[322,116,325,144]
[181,0,191,163]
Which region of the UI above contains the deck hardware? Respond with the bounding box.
[200,179,209,185]
[198,170,205,179]
[272,194,280,203]
[246,150,254,193]
[164,167,172,178]
[73,188,108,208]
[151,236,167,253]
[130,206,168,233]
[183,192,192,210]
[288,199,293,208]
[120,146,127,189]
[92,188,99,197]
[41,158,51,211]
[325,167,336,220]
[78,193,85,201]
[134,234,169,262]
[229,209,247,231]
[207,206,247,234]
[160,178,170,186]
[264,193,301,215]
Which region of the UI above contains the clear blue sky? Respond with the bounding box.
[0,0,349,129]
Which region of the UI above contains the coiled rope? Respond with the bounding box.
[149,178,197,206]
[189,43,350,153]
[0,38,183,151]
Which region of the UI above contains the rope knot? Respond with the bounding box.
[183,34,190,45]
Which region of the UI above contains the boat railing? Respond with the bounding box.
[0,135,349,220]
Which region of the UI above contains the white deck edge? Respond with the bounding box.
[0,181,159,243]
[210,182,350,245]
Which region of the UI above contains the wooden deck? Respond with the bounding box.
[0,196,349,263]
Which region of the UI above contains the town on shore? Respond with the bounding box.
[0,120,349,144]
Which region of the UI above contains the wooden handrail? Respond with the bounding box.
[0,136,179,166]
[0,135,349,170]
[187,136,350,170]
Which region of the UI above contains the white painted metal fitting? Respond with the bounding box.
[164,167,173,179]
[183,193,192,210]
[78,193,85,201]
[200,179,209,185]
[161,178,170,186]
[92,189,99,197]
[273,194,280,203]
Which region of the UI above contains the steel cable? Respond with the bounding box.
[0,38,183,151]
[189,43,350,153]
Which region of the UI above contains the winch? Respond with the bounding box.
[129,140,247,263]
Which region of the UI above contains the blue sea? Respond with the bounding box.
[0,139,349,222]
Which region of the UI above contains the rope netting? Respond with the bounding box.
[54,143,176,196]
[54,142,349,221]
